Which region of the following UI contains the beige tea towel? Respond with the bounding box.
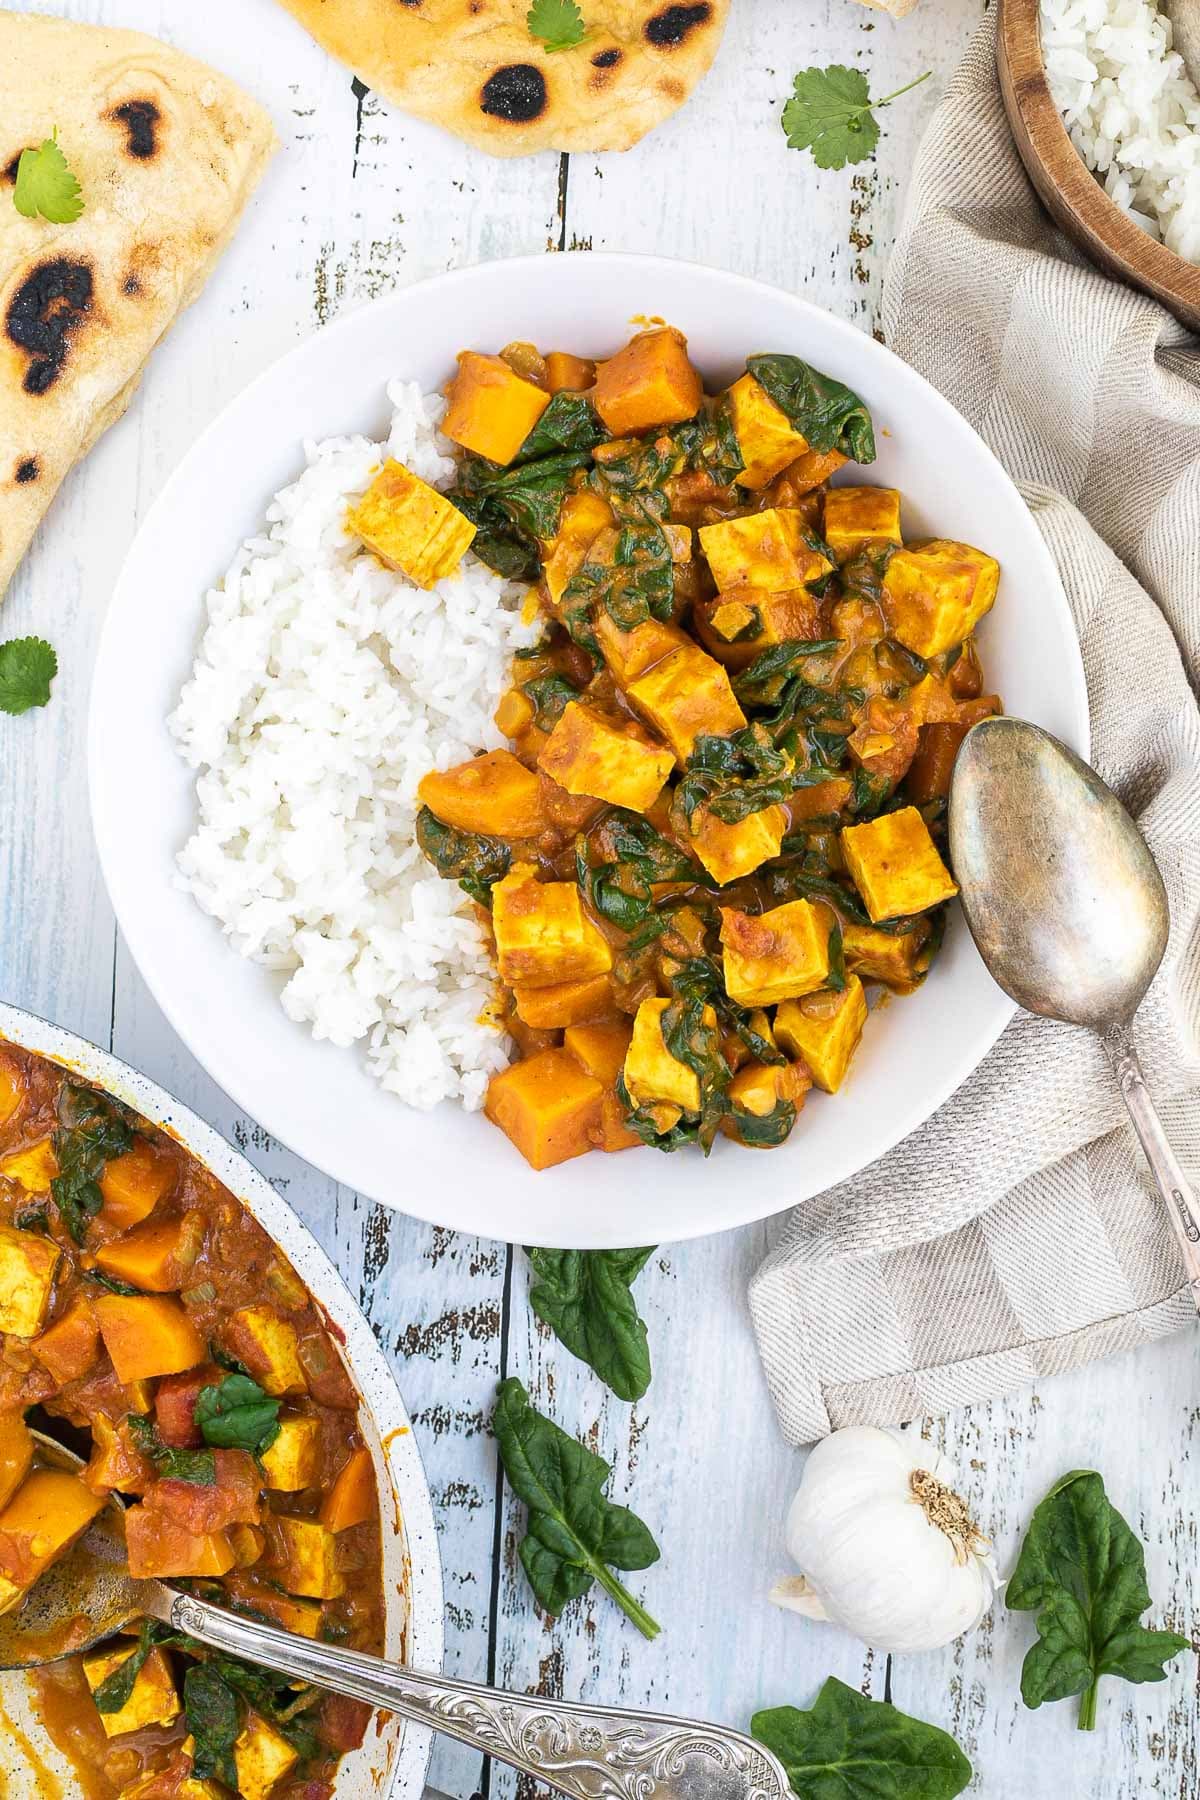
[749,15,1200,1446]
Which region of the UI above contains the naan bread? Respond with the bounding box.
[0,12,277,601]
[274,0,730,156]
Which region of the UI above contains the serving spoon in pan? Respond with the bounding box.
[0,1435,788,1800]
[949,715,1200,1312]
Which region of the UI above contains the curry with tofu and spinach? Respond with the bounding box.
[0,1043,383,1800]
[347,325,1001,1171]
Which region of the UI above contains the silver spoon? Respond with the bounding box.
[0,1436,787,1800]
[949,715,1200,1311]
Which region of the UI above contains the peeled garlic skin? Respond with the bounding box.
[777,1425,1001,1654]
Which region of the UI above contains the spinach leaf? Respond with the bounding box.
[526,1248,655,1402]
[195,1372,280,1456]
[92,1620,164,1713]
[50,1085,134,1244]
[522,672,579,729]
[752,1679,972,1799]
[726,1096,798,1149]
[563,523,675,636]
[615,1071,703,1153]
[416,806,511,906]
[184,1661,241,1788]
[15,1205,50,1234]
[661,993,731,1153]
[84,1269,146,1297]
[127,1414,216,1486]
[827,921,847,992]
[746,354,876,464]
[576,812,701,934]
[453,447,594,542]
[1007,1469,1190,1730]
[517,391,604,461]
[491,1376,660,1639]
[450,492,540,582]
[734,639,841,707]
[213,1655,321,1760]
[668,954,785,1068]
[590,410,741,514]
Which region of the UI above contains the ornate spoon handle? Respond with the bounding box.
[165,1590,790,1800]
[1103,1022,1200,1313]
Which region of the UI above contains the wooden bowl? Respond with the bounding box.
[998,0,1200,330]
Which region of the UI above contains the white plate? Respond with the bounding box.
[90,253,1089,1248]
[0,1001,442,1800]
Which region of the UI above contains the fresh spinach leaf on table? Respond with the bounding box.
[491,1376,660,1638]
[50,1084,134,1243]
[747,353,876,464]
[752,1677,972,1799]
[526,1248,655,1402]
[195,1372,281,1456]
[1008,1468,1190,1730]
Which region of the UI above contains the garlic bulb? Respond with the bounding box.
[770,1425,1002,1653]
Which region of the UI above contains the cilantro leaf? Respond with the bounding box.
[781,65,931,172]
[0,638,57,715]
[13,133,84,224]
[528,0,586,52]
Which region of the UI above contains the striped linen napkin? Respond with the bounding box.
[748,14,1200,1445]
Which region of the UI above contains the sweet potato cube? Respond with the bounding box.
[443,351,551,465]
[0,1223,59,1338]
[0,1471,105,1612]
[721,900,832,1006]
[484,1050,603,1171]
[31,1299,100,1385]
[0,1415,32,1512]
[0,1055,25,1127]
[418,749,543,839]
[224,1576,323,1637]
[83,1415,154,1496]
[541,489,614,605]
[94,1214,198,1294]
[320,1445,376,1531]
[546,351,597,394]
[881,539,1000,659]
[776,976,869,1093]
[627,645,745,762]
[124,1505,236,1580]
[564,1019,640,1152]
[726,373,810,488]
[593,327,702,437]
[539,702,674,813]
[687,802,788,886]
[85,1643,180,1738]
[266,1514,344,1599]
[694,586,824,670]
[841,806,958,922]
[624,998,715,1116]
[594,613,690,687]
[94,1295,205,1383]
[512,973,617,1030]
[234,1710,301,1800]
[698,509,833,595]
[260,1414,322,1492]
[842,920,933,994]
[224,1305,307,1398]
[775,447,850,495]
[492,865,613,988]
[99,1137,175,1229]
[348,459,475,589]
[120,1757,224,1800]
[0,1139,58,1195]
[823,486,903,562]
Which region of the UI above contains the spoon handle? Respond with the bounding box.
[1102,1024,1200,1313]
[164,1590,788,1800]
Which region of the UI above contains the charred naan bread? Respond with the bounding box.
[0,12,277,601]
[274,0,730,156]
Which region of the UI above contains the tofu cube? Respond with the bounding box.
[224,1305,307,1397]
[563,1019,640,1153]
[881,538,1000,658]
[485,1049,604,1171]
[347,459,476,590]
[0,1222,59,1338]
[720,900,831,1006]
[259,1413,322,1491]
[85,1644,180,1738]
[418,748,543,839]
[0,1470,105,1612]
[726,373,810,489]
[687,803,788,885]
[822,486,903,563]
[627,645,745,762]
[841,806,958,922]
[267,1514,344,1599]
[594,613,690,686]
[234,1710,301,1800]
[539,702,674,812]
[624,998,715,1115]
[442,351,551,466]
[0,1139,58,1194]
[541,490,615,605]
[512,973,617,1030]
[491,864,613,988]
[698,509,833,595]
[593,327,703,437]
[842,920,934,994]
[775,976,870,1093]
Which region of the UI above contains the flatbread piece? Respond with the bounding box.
[273,0,731,156]
[0,11,278,601]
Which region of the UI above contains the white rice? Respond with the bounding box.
[1041,0,1200,262]
[169,381,539,1112]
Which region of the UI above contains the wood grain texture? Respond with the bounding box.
[998,0,1200,331]
[1,2,1196,1796]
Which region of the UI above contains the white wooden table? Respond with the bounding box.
[4,3,1197,1795]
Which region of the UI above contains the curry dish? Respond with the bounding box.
[0,1042,382,1799]
[347,325,1002,1170]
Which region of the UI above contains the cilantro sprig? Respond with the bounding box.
[528,0,586,52]
[0,639,57,715]
[781,65,932,171]
[13,131,84,224]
